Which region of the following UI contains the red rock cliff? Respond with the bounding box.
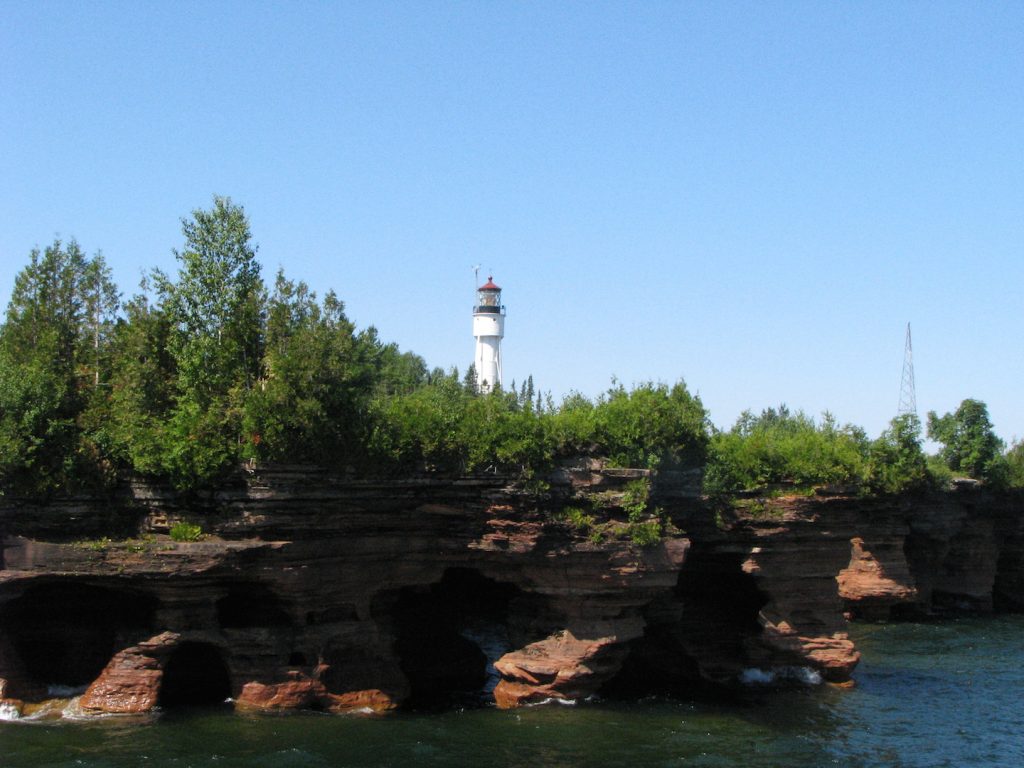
[0,466,1020,715]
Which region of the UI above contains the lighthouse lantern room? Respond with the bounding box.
[472,276,505,392]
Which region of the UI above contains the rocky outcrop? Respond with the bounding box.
[236,671,398,713]
[838,536,918,619]
[493,628,633,707]
[80,632,178,714]
[1,464,1022,717]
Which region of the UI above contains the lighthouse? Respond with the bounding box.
[472,276,505,392]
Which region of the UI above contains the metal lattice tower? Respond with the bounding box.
[897,322,917,416]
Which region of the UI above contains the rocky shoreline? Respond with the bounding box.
[1,462,1021,718]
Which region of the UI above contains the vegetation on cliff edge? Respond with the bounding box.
[0,198,708,496]
[1,197,1019,499]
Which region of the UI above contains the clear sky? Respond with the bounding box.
[2,1,1022,442]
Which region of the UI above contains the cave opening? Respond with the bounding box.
[1,581,156,693]
[603,547,770,699]
[376,567,522,709]
[672,548,770,633]
[157,642,231,709]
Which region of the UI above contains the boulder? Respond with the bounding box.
[79,632,180,714]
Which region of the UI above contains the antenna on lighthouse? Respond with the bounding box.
[471,264,481,292]
[897,322,917,417]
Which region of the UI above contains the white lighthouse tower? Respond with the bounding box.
[472,276,505,392]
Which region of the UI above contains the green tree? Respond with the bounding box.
[105,283,175,476]
[242,272,383,466]
[548,391,597,457]
[1005,441,1024,489]
[159,195,264,400]
[370,372,469,470]
[866,413,929,494]
[152,196,266,488]
[703,406,868,495]
[80,254,120,388]
[927,399,1004,481]
[0,240,119,495]
[591,381,709,469]
[461,363,479,395]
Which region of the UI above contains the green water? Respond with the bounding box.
[3,617,1023,767]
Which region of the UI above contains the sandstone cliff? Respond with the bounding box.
[0,465,1020,717]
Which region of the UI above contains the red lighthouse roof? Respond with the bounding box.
[479,276,501,291]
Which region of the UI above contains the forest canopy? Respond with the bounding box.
[0,197,1020,498]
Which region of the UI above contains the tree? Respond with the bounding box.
[866,413,928,494]
[241,273,383,466]
[81,254,120,387]
[369,372,469,470]
[2,239,92,369]
[592,381,709,469]
[104,282,175,476]
[461,363,478,395]
[159,195,264,401]
[927,399,1004,481]
[0,240,119,494]
[703,406,869,495]
[152,196,266,487]
[1006,441,1024,489]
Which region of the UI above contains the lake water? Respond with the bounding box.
[3,617,1023,767]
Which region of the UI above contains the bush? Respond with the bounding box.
[925,454,954,488]
[1007,441,1024,489]
[621,478,651,522]
[169,521,203,542]
[865,414,929,495]
[556,505,595,531]
[628,520,663,547]
[927,399,1004,481]
[591,381,708,469]
[703,406,868,495]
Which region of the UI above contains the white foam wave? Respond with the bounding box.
[525,696,577,707]
[0,701,22,721]
[740,666,823,686]
[791,667,823,685]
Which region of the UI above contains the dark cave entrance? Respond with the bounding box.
[377,567,522,709]
[1,581,156,692]
[603,547,770,699]
[158,642,232,709]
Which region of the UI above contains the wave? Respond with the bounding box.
[739,666,823,686]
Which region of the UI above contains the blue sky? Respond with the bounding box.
[2,1,1022,441]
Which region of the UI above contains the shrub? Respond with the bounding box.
[592,381,709,469]
[703,406,868,495]
[927,399,1005,481]
[865,414,928,495]
[628,520,663,547]
[1007,441,1024,489]
[925,454,954,488]
[169,521,203,542]
[556,505,596,531]
[621,478,651,522]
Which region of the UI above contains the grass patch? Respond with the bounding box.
[169,521,203,542]
[627,519,663,547]
[554,505,596,532]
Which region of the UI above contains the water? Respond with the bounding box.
[3,617,1023,767]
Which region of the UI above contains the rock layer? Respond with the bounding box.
[1,465,1022,715]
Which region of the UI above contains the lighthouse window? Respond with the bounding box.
[477,290,498,307]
